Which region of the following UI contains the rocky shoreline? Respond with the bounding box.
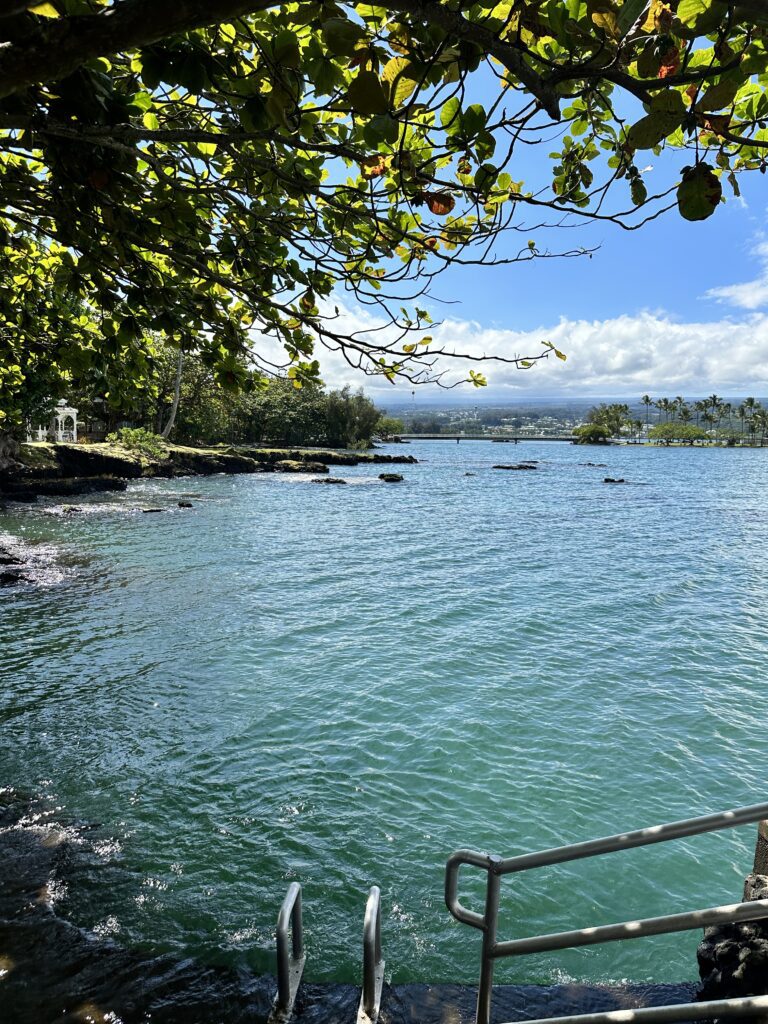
[0,442,418,504]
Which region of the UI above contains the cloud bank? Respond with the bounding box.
[304,306,768,400]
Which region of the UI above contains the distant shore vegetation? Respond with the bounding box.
[579,396,768,445]
[66,346,404,450]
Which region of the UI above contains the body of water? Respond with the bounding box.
[2,441,767,987]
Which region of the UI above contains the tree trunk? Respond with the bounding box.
[161,347,184,439]
[0,432,20,476]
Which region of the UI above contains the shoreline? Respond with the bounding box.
[0,441,418,504]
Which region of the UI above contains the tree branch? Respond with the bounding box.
[387,0,562,121]
[0,0,282,99]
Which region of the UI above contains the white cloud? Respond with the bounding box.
[251,299,768,401]
[706,240,768,310]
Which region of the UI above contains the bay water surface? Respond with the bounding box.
[1,440,767,987]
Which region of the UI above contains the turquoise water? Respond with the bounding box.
[1,441,767,987]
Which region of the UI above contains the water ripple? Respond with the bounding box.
[1,442,767,985]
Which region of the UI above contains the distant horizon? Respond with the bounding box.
[378,391,768,413]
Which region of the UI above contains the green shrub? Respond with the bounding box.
[106,427,167,459]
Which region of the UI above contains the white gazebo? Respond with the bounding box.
[27,400,78,443]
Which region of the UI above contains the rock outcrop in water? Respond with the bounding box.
[0,443,418,502]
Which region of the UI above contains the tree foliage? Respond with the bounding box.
[1,0,768,429]
[648,421,708,442]
[587,402,631,435]
[573,422,612,443]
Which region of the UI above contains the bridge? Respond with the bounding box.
[397,433,575,442]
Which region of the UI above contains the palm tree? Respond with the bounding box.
[694,399,707,427]
[753,408,768,446]
[679,404,693,424]
[656,397,673,422]
[706,394,723,434]
[743,398,762,445]
[673,396,685,421]
[640,394,653,430]
[722,401,732,434]
[737,402,747,441]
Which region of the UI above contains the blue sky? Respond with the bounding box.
[320,167,768,404]
[291,69,768,403]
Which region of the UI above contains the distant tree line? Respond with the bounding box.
[577,396,768,444]
[70,346,402,449]
[639,394,768,442]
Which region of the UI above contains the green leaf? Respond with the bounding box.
[382,57,420,108]
[630,176,647,205]
[440,96,461,130]
[696,74,743,112]
[677,163,722,221]
[462,103,486,138]
[274,31,301,70]
[347,71,389,115]
[363,114,399,147]
[322,18,365,57]
[677,0,728,33]
[627,91,686,150]
[617,0,647,36]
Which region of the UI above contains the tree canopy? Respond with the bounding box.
[2,0,768,432]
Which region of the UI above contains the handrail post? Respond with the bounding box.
[477,856,502,1024]
[357,885,385,1024]
[269,882,305,1023]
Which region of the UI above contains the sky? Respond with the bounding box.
[312,168,768,406]
[296,74,768,407]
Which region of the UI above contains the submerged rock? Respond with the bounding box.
[493,464,537,470]
[312,477,347,484]
[0,569,22,586]
[178,501,194,508]
[379,473,403,482]
[142,508,164,514]
[603,477,626,484]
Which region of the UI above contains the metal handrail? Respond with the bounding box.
[445,802,768,1024]
[502,994,768,1024]
[357,885,385,1024]
[269,882,306,1022]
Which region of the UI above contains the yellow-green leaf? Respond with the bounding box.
[29,2,59,16]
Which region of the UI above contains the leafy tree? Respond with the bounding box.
[375,415,405,439]
[649,421,708,443]
[573,422,611,444]
[2,0,768,443]
[325,385,380,447]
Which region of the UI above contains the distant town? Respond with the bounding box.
[386,395,768,443]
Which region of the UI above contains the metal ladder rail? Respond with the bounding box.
[445,801,768,1024]
[269,882,306,1023]
[357,885,385,1024]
